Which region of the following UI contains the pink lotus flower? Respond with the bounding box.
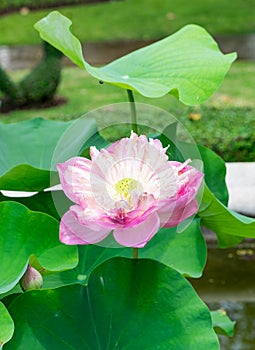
[58,132,203,248]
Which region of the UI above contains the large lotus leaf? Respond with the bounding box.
[175,141,229,205]
[158,125,229,205]
[5,258,219,350]
[41,218,206,290]
[0,191,61,220]
[0,118,97,191]
[197,145,228,205]
[0,302,14,349]
[34,11,236,105]
[0,201,78,294]
[0,286,22,303]
[198,185,255,247]
[0,190,74,221]
[170,142,229,205]
[140,218,206,277]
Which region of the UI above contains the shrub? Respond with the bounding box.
[179,106,255,162]
[0,41,63,111]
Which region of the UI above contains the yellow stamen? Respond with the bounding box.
[115,178,139,198]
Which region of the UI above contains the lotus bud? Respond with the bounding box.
[20,265,43,291]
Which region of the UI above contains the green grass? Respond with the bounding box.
[1,61,254,162]
[0,0,254,45]
[204,61,255,108]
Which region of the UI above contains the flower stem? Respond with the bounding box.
[127,89,139,259]
[133,248,139,259]
[127,89,138,133]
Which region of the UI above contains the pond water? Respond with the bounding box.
[0,33,254,71]
[191,242,255,349]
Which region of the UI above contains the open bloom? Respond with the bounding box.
[58,132,203,248]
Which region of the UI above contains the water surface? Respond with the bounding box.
[191,244,255,349]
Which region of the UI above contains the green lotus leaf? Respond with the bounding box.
[42,218,206,290]
[211,309,235,337]
[197,145,228,205]
[0,201,78,294]
[158,124,229,205]
[198,185,255,247]
[0,191,61,220]
[5,258,219,349]
[35,11,236,105]
[0,118,97,191]
[0,302,14,349]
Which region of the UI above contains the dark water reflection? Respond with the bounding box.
[210,301,255,350]
[190,245,255,350]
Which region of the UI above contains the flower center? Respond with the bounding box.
[115,177,141,198]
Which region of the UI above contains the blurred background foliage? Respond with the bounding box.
[0,0,254,45]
